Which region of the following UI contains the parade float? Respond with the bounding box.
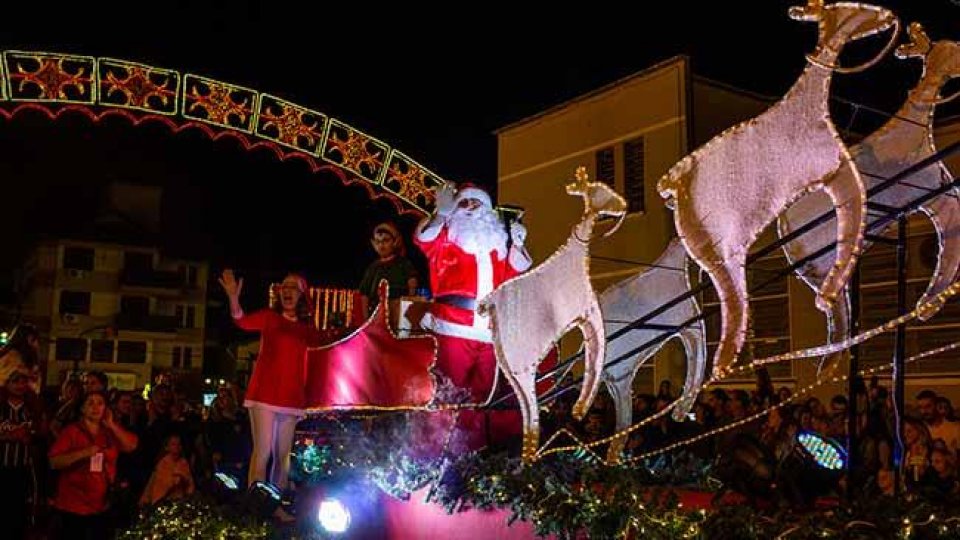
[5,2,960,537]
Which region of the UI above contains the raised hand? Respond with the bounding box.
[434,182,457,217]
[218,269,244,299]
[510,221,528,246]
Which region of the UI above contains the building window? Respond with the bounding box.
[63,247,94,271]
[55,338,87,362]
[183,347,193,369]
[172,346,182,368]
[120,296,150,318]
[90,340,114,363]
[181,265,198,286]
[117,341,147,364]
[624,137,645,213]
[59,291,91,315]
[177,305,197,328]
[855,220,960,374]
[124,251,153,273]
[595,147,615,187]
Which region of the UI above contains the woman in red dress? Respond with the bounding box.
[219,269,319,491]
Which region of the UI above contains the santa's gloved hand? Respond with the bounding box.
[434,183,457,217]
[510,222,527,246]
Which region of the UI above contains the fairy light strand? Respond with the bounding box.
[534,279,960,461]
[536,340,960,464]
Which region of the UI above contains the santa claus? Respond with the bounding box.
[414,182,532,448]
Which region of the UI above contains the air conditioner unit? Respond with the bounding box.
[61,313,80,325]
[67,269,86,279]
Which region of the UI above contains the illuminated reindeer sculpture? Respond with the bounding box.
[478,166,626,463]
[599,238,707,463]
[779,22,960,373]
[658,0,899,377]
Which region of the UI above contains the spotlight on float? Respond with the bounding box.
[215,472,240,491]
[318,498,350,534]
[211,471,242,504]
[245,480,283,518]
[776,430,846,507]
[797,430,846,470]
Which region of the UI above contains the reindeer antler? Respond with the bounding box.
[568,165,592,208]
[574,166,590,189]
[788,0,824,22]
[896,22,932,59]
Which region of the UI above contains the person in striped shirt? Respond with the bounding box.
[0,366,36,540]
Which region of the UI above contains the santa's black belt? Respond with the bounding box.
[434,294,477,311]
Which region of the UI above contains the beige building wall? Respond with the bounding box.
[497,57,774,395]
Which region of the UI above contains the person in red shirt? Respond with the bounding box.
[414,182,532,449]
[219,270,320,492]
[48,390,137,540]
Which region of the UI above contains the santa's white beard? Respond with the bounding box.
[447,208,508,258]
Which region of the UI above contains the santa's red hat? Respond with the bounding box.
[455,183,492,209]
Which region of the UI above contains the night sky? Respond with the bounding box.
[0,0,957,307]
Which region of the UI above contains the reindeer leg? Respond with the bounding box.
[603,374,635,465]
[917,193,960,320]
[674,326,708,422]
[489,332,540,463]
[704,256,749,378]
[573,301,606,421]
[817,161,866,314]
[495,357,538,464]
[817,293,850,381]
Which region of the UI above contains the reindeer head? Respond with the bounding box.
[790,1,899,74]
[895,22,932,60]
[896,23,960,104]
[790,1,897,42]
[565,166,627,239]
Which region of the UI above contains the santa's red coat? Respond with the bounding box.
[414,228,522,342]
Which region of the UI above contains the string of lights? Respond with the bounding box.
[532,279,960,462]
[533,340,960,464]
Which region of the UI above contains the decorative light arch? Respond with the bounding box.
[0,50,446,216]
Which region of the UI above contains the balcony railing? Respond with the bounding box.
[120,268,185,290]
[115,312,179,333]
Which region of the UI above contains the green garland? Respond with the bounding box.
[119,495,271,539]
[419,451,960,539]
[123,411,960,539]
[308,414,960,539]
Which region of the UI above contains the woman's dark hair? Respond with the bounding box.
[81,389,109,408]
[1,323,40,367]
